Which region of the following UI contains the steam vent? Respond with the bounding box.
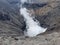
[0,0,60,45]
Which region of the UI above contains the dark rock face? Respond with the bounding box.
[23,3,47,9]
[0,14,10,21]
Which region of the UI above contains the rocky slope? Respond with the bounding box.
[34,1,60,30]
[0,0,25,36]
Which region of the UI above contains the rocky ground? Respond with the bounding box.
[0,32,60,45]
[0,0,60,45]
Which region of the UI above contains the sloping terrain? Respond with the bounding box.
[34,1,60,31]
[0,0,25,36]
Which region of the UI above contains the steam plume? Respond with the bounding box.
[20,0,47,37]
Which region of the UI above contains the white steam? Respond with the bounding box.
[20,0,47,37]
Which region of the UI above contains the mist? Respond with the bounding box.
[20,0,47,37]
